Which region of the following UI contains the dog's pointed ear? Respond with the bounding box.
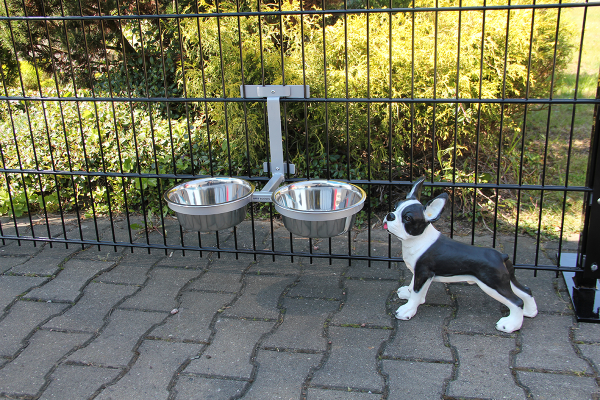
[424,193,448,222]
[406,177,426,201]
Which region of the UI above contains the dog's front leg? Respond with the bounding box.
[397,275,414,300]
[395,277,433,320]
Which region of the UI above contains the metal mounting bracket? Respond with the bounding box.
[241,85,310,202]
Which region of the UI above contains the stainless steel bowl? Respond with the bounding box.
[164,177,254,232]
[272,180,366,238]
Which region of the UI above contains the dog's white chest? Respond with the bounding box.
[400,226,440,272]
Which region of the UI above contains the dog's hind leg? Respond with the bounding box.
[504,258,538,318]
[473,280,525,333]
[511,282,538,318]
[395,277,433,320]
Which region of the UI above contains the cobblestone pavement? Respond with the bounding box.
[0,217,599,399]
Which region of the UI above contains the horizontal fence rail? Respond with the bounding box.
[1,0,599,278]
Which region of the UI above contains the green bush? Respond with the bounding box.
[0,0,575,219]
[0,87,205,216]
[181,0,573,186]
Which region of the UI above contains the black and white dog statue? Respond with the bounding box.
[383,178,537,333]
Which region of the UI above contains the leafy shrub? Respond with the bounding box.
[179,0,573,213]
[0,0,575,219]
[0,86,207,216]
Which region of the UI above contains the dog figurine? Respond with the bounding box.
[383,178,537,333]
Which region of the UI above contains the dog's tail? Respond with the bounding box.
[503,254,532,296]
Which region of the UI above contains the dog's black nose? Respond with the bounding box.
[386,213,395,221]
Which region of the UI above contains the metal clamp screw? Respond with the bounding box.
[591,263,599,272]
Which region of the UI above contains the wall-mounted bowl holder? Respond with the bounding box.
[164,85,366,237]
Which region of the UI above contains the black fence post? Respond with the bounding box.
[565,70,600,322]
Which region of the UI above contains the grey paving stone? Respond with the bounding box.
[187,270,244,293]
[174,375,247,400]
[155,251,210,268]
[296,255,351,270]
[266,225,312,255]
[517,370,600,400]
[0,275,48,310]
[0,239,39,256]
[264,298,338,351]
[0,330,90,397]
[0,255,29,273]
[384,305,453,362]
[149,291,235,343]
[40,365,121,400]
[311,326,389,391]
[223,275,295,319]
[453,234,501,250]
[331,279,397,327]
[0,216,32,237]
[306,389,381,400]
[345,260,402,281]
[517,314,592,374]
[68,309,166,368]
[74,246,125,262]
[185,318,275,379]
[95,263,151,285]
[118,249,169,264]
[25,259,116,302]
[27,217,81,239]
[43,282,137,332]
[576,344,600,374]
[96,340,203,400]
[224,220,271,253]
[72,220,113,243]
[447,333,526,399]
[447,282,507,335]
[383,359,453,400]
[247,258,302,276]
[351,231,400,263]
[0,300,67,356]
[31,244,81,261]
[243,350,319,399]
[120,268,201,312]
[286,274,343,300]
[8,255,64,276]
[207,258,256,275]
[499,235,554,267]
[515,269,572,314]
[574,322,600,344]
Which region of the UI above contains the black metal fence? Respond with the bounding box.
[0,0,599,291]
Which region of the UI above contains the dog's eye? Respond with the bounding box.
[403,215,412,222]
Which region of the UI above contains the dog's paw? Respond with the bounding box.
[395,304,417,320]
[495,315,522,333]
[523,301,538,318]
[397,286,411,300]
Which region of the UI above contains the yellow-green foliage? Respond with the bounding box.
[19,61,54,91]
[0,0,576,218]
[181,0,574,182]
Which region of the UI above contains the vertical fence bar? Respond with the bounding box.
[473,0,486,246]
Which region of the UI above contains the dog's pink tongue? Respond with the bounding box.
[383,222,387,230]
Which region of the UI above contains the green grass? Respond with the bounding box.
[511,3,599,239]
[558,5,600,99]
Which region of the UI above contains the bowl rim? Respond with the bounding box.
[272,180,366,222]
[164,177,255,216]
